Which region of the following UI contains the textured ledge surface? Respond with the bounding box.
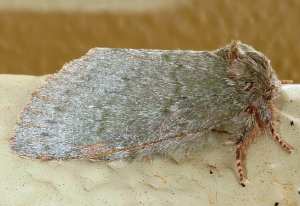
[0,75,299,205]
[0,0,187,13]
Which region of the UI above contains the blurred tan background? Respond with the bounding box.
[0,0,299,82]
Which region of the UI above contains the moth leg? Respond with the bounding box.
[233,110,259,187]
[269,122,293,152]
[235,117,292,187]
[235,143,245,187]
[280,80,293,84]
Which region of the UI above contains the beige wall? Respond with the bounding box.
[0,0,299,82]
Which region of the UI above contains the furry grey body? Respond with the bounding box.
[11,41,281,166]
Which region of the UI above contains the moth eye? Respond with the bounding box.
[244,82,253,91]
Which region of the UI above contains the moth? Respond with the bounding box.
[11,40,292,186]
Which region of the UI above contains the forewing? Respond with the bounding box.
[12,48,251,160]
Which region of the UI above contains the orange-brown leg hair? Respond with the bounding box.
[236,144,245,187]
[280,80,293,84]
[269,123,293,152]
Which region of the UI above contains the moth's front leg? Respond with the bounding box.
[235,144,245,187]
[233,111,259,187]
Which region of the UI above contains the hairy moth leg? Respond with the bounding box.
[269,123,293,152]
[234,106,260,186]
[236,120,292,187]
[235,144,245,187]
[280,80,293,84]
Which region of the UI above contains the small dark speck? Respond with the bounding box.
[209,170,213,174]
[274,202,279,206]
[298,191,300,195]
[290,121,294,126]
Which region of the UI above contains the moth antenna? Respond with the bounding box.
[281,80,293,84]
[269,123,293,152]
[236,144,245,187]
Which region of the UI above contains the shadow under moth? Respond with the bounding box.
[11,40,292,186]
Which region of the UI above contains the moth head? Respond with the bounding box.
[245,50,281,101]
[219,41,281,101]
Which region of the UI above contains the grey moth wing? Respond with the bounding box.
[12,43,253,161]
